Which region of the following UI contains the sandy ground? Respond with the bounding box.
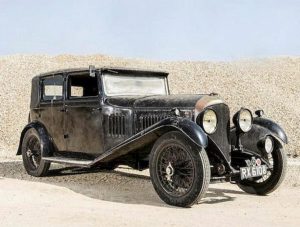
[0,160,299,227]
[0,54,299,226]
[0,54,299,225]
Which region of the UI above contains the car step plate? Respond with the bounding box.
[240,165,267,180]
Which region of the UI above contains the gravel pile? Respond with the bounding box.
[0,54,299,158]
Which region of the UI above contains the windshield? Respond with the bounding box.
[102,73,168,96]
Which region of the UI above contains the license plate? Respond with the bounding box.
[240,165,267,180]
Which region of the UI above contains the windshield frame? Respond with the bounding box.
[101,72,170,97]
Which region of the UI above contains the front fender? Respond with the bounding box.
[17,121,54,157]
[230,117,287,158]
[253,117,288,144]
[175,118,208,148]
[91,117,208,164]
[139,117,208,149]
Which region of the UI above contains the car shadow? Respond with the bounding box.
[0,161,242,207]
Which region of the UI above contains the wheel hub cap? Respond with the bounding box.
[166,162,174,182]
[25,137,41,170]
[26,149,33,157]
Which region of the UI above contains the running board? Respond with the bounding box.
[42,157,93,167]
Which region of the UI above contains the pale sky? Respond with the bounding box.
[0,0,299,61]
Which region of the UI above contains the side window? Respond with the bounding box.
[68,73,98,99]
[42,75,64,101]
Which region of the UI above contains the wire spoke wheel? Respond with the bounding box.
[157,145,195,197]
[25,136,42,170]
[237,144,287,195]
[150,131,211,207]
[21,128,50,177]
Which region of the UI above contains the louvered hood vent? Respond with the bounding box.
[108,114,126,137]
[137,112,172,132]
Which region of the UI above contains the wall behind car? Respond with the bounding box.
[0,55,299,158]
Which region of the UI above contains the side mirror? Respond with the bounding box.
[89,65,96,77]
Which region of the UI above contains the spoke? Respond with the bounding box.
[175,166,193,170]
[176,171,193,177]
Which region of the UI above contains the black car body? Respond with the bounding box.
[18,66,288,207]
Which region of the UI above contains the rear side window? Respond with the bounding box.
[68,73,98,99]
[42,75,64,101]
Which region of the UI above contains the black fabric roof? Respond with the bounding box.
[33,67,168,80]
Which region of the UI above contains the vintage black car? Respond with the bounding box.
[18,66,287,207]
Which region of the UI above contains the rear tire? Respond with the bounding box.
[237,144,286,195]
[149,131,210,207]
[22,128,50,177]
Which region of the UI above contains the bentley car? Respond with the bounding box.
[17,66,287,207]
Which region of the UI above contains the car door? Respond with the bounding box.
[39,74,66,151]
[64,72,104,156]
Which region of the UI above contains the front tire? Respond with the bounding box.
[237,144,287,195]
[149,131,211,207]
[21,128,50,177]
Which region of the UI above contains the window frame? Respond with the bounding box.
[66,72,100,101]
[101,73,170,97]
[40,74,65,103]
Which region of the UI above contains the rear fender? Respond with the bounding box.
[16,121,54,157]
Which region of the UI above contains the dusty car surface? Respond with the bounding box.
[17,66,288,207]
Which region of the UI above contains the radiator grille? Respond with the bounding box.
[108,114,126,137]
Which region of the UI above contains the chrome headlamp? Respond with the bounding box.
[233,108,253,133]
[258,136,274,154]
[199,109,218,134]
[264,136,274,153]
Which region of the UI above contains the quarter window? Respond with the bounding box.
[42,75,64,101]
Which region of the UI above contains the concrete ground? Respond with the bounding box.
[0,160,299,227]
